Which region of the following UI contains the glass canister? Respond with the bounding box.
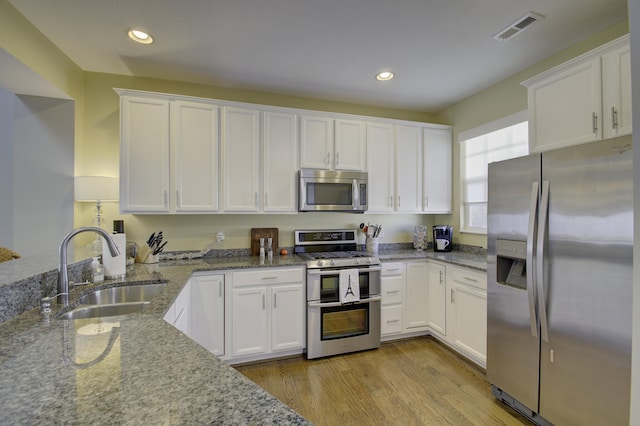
[413,226,428,250]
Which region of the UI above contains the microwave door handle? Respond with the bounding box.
[299,180,307,210]
[352,179,359,209]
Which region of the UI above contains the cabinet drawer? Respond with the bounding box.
[451,267,486,290]
[381,262,404,276]
[381,305,403,335]
[381,278,403,305]
[233,267,303,287]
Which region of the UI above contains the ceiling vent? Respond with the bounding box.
[493,12,544,42]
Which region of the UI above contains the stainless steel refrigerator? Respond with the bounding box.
[487,136,633,426]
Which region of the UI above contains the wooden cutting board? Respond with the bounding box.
[250,228,279,256]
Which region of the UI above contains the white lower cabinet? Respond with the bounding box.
[425,261,446,337]
[404,261,429,330]
[446,266,487,367]
[189,274,225,356]
[380,262,405,336]
[230,267,305,361]
[163,273,225,357]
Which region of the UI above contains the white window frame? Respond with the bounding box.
[458,111,529,234]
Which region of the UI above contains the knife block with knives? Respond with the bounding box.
[136,231,167,263]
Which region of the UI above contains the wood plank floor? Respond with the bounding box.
[235,337,529,425]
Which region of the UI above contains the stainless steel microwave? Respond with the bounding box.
[298,169,368,213]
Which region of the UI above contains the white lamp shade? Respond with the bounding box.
[75,176,119,202]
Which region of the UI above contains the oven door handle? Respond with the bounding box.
[306,266,382,276]
[307,295,381,308]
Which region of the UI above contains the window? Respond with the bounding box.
[459,112,529,233]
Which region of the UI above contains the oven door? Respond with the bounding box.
[306,296,381,359]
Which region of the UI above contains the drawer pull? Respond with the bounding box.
[386,319,400,323]
[386,290,400,294]
[462,276,478,282]
[261,276,278,280]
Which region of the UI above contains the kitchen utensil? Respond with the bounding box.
[250,228,279,256]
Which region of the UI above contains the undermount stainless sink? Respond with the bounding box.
[56,283,168,320]
[78,283,167,305]
[56,302,150,320]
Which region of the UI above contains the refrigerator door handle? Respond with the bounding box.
[527,181,539,337]
[537,180,550,342]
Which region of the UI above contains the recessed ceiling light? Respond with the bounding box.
[128,29,154,44]
[376,71,394,81]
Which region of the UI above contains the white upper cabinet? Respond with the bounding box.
[120,94,219,214]
[120,95,171,213]
[300,115,333,169]
[300,115,365,171]
[172,101,219,212]
[422,127,452,214]
[262,111,298,213]
[366,122,395,213]
[395,125,423,213]
[602,42,632,139]
[334,119,365,171]
[222,106,260,212]
[523,35,630,153]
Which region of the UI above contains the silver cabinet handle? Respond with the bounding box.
[389,196,393,207]
[450,288,455,304]
[219,283,223,299]
[439,270,444,284]
[176,190,181,207]
[537,181,550,343]
[386,319,400,323]
[262,294,265,310]
[397,195,401,208]
[527,181,540,338]
[273,293,277,309]
[261,276,278,280]
[386,290,400,294]
[592,112,598,134]
[326,152,330,166]
[336,152,340,165]
[612,107,618,129]
[264,192,268,206]
[424,196,429,209]
[164,190,168,208]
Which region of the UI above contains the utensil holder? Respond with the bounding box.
[366,238,379,253]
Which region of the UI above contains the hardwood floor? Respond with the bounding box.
[235,337,529,425]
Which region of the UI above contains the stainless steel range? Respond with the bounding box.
[295,229,381,359]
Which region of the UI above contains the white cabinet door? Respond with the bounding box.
[602,43,632,139]
[366,122,395,213]
[172,101,219,213]
[300,115,333,169]
[404,261,428,330]
[120,96,170,213]
[262,111,298,212]
[232,286,268,357]
[190,274,225,356]
[222,106,260,212]
[271,284,305,352]
[164,279,191,334]
[447,267,487,367]
[425,261,446,336]
[422,127,452,214]
[334,119,365,171]
[395,125,422,213]
[527,57,602,152]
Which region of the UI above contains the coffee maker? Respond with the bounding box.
[433,225,453,252]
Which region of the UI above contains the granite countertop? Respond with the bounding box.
[0,248,486,425]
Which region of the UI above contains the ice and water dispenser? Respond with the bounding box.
[496,239,527,289]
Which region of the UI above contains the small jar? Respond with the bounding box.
[91,257,104,283]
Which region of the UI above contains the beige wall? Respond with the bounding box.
[433,20,630,249]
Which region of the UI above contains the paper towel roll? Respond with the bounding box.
[103,233,126,279]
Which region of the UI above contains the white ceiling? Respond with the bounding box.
[9,0,628,112]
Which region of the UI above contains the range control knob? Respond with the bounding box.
[354,259,360,265]
[330,260,336,266]
[317,260,323,267]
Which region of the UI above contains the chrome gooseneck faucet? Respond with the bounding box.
[58,226,120,306]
